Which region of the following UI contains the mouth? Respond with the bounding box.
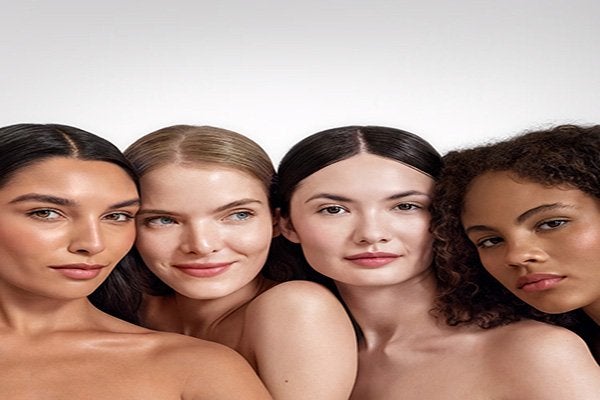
[50,264,106,280]
[344,252,399,268]
[516,274,566,292]
[172,262,232,278]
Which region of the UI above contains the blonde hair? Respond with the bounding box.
[124,125,275,199]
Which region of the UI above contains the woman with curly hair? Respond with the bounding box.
[432,124,600,355]
[277,125,599,399]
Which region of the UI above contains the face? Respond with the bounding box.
[282,153,435,288]
[135,164,275,299]
[462,171,600,317]
[0,158,139,300]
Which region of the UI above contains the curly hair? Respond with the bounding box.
[431,124,600,329]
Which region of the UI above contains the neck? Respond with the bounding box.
[145,275,274,338]
[336,269,442,347]
[0,288,97,335]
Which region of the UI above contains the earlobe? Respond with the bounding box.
[278,214,301,244]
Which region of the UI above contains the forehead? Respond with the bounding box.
[294,153,434,197]
[0,157,136,199]
[139,163,269,202]
[462,171,597,220]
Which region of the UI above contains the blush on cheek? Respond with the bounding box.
[566,230,600,262]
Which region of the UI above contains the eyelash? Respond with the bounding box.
[27,208,63,220]
[103,212,135,222]
[475,218,570,249]
[143,216,177,227]
[536,218,569,230]
[27,209,134,223]
[317,205,345,215]
[317,202,422,215]
[225,210,255,222]
[393,203,422,212]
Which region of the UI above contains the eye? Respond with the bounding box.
[104,212,135,222]
[144,216,177,226]
[225,210,254,222]
[393,203,421,211]
[537,219,568,231]
[476,236,504,249]
[28,209,62,221]
[318,205,348,215]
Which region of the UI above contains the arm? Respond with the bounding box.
[247,281,358,400]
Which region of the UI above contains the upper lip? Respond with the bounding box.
[516,273,565,289]
[173,262,232,269]
[49,263,106,270]
[345,252,399,260]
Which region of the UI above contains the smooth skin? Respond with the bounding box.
[0,158,271,400]
[282,153,600,399]
[462,171,600,324]
[136,164,357,400]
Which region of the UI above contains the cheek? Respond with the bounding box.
[135,229,174,263]
[229,222,273,258]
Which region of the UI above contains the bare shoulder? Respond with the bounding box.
[245,280,354,336]
[243,280,358,400]
[481,320,600,399]
[140,331,272,399]
[249,280,345,314]
[485,320,594,359]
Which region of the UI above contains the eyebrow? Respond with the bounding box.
[137,198,263,216]
[10,193,140,209]
[516,203,573,223]
[305,190,431,204]
[464,203,574,235]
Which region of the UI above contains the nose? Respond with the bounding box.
[352,211,391,245]
[504,239,548,268]
[179,221,223,255]
[68,217,106,255]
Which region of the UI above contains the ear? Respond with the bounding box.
[271,208,281,238]
[277,212,301,243]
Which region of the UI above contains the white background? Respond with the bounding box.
[2,0,598,164]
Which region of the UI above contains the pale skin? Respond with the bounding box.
[0,158,271,400]
[462,171,600,325]
[135,164,358,400]
[281,153,600,400]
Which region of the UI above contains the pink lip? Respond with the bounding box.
[344,252,399,268]
[516,273,566,292]
[173,262,232,278]
[50,264,106,280]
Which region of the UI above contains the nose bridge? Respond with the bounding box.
[180,219,222,254]
[353,207,390,244]
[504,234,547,267]
[69,215,105,255]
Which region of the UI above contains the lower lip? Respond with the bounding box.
[52,268,104,280]
[346,257,398,268]
[520,277,565,292]
[174,265,231,278]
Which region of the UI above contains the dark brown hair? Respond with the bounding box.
[431,124,600,329]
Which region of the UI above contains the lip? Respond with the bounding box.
[344,252,400,268]
[50,264,106,280]
[173,262,232,278]
[516,273,566,292]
